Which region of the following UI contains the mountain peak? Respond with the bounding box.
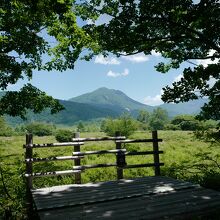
[69,87,152,111]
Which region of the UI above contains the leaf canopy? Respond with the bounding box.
[1,0,219,120]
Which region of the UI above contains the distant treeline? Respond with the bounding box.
[0,108,218,138]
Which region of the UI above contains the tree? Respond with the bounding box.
[149,107,169,130]
[77,121,85,132]
[0,0,97,118]
[2,1,220,121]
[137,110,150,123]
[0,117,14,136]
[81,0,220,121]
[102,114,138,137]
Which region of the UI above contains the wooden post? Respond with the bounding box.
[73,132,81,184]
[25,133,33,217]
[25,134,33,189]
[115,131,123,180]
[152,130,160,176]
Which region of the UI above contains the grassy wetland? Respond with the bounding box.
[0,130,220,218]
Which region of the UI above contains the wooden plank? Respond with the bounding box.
[24,142,84,148]
[73,132,81,184]
[115,131,123,180]
[32,177,199,210]
[126,150,163,156]
[116,138,162,143]
[72,149,126,156]
[84,188,220,220]
[152,130,160,176]
[124,163,164,169]
[35,185,220,220]
[32,176,196,198]
[25,134,33,189]
[25,134,33,218]
[72,136,126,142]
[33,182,198,210]
[25,170,82,178]
[25,156,84,163]
[72,163,116,170]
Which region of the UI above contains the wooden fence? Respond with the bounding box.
[24,131,163,188]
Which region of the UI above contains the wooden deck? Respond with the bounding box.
[32,176,220,219]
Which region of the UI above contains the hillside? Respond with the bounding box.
[2,88,207,126]
[5,100,121,126]
[69,87,154,112]
[159,99,207,117]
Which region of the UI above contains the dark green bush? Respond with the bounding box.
[0,117,14,136]
[180,120,200,131]
[164,124,180,131]
[102,114,138,137]
[55,129,73,142]
[25,122,55,136]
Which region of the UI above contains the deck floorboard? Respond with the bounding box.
[32,176,220,219]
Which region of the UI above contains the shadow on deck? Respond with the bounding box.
[32,176,220,220]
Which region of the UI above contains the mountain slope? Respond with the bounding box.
[5,100,121,126]
[159,99,207,117]
[4,88,207,126]
[69,87,154,112]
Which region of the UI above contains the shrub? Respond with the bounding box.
[149,118,165,130]
[55,129,73,142]
[25,122,55,136]
[180,120,200,131]
[171,115,195,125]
[102,114,138,137]
[164,124,180,131]
[0,117,14,136]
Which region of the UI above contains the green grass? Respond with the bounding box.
[0,131,220,219]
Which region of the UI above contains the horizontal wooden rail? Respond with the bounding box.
[24,142,84,148]
[116,139,162,143]
[72,136,126,142]
[25,170,82,178]
[72,149,126,156]
[71,163,164,171]
[124,163,164,169]
[25,156,84,163]
[72,164,117,170]
[24,131,163,192]
[126,151,163,156]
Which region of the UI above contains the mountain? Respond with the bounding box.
[69,87,154,112]
[2,88,207,126]
[5,100,121,126]
[159,99,207,117]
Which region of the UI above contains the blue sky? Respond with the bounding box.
[9,52,194,106]
[8,2,211,107]
[8,0,215,106]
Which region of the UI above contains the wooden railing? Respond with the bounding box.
[24,131,163,190]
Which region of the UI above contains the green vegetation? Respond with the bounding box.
[101,114,138,137]
[0,117,14,137]
[1,2,219,121]
[0,131,220,219]
[21,122,56,136]
[69,87,153,112]
[2,88,209,127]
[55,129,73,142]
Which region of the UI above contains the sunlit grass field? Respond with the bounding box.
[0,130,219,218]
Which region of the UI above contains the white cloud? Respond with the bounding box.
[174,74,183,82]
[121,68,129,76]
[143,90,164,106]
[86,14,112,25]
[122,53,149,63]
[196,50,219,67]
[107,68,129,78]
[95,55,120,65]
[151,50,161,57]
